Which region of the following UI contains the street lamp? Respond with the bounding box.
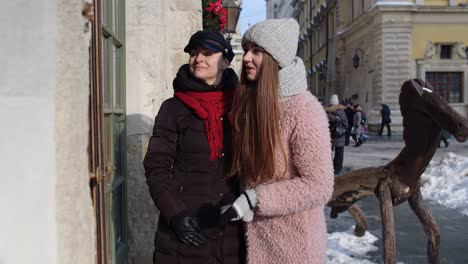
[319,71,325,80]
[465,47,468,64]
[223,0,241,42]
[352,48,364,70]
[352,53,360,69]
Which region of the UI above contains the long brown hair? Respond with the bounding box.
[227,45,286,185]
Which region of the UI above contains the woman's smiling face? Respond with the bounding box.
[242,42,264,82]
[188,46,228,85]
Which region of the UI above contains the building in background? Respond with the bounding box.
[293,0,329,102]
[294,0,468,132]
[266,0,294,18]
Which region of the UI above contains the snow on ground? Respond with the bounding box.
[421,152,468,216]
[326,152,468,263]
[327,227,378,264]
[326,153,468,263]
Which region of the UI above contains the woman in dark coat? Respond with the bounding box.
[143,31,245,264]
[325,94,348,175]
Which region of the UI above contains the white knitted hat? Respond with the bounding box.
[329,94,339,106]
[242,18,299,68]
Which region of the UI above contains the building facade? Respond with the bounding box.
[293,0,330,102]
[294,0,468,132]
[266,0,295,18]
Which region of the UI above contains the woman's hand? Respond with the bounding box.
[170,213,206,247]
[220,189,258,223]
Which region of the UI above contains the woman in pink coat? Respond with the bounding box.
[222,19,334,264]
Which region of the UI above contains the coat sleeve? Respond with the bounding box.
[143,99,187,224]
[255,95,334,217]
[354,112,362,127]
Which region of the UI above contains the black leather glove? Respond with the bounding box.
[219,205,239,225]
[170,213,207,247]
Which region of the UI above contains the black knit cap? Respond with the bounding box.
[184,31,235,62]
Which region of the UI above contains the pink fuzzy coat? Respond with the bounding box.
[245,91,334,264]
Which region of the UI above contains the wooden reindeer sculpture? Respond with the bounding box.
[328,79,468,264]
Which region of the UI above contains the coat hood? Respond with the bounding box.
[325,104,345,112]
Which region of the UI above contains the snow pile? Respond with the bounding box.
[325,153,468,263]
[421,153,468,216]
[327,227,379,264]
[369,1,416,11]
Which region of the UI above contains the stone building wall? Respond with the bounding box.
[373,12,413,130]
[334,5,415,132]
[125,1,202,263]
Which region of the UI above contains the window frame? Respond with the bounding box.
[91,0,128,263]
[426,71,464,103]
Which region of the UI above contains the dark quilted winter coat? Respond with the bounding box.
[381,104,392,123]
[143,65,245,264]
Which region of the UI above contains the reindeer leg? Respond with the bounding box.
[408,186,440,264]
[348,204,368,237]
[379,180,397,264]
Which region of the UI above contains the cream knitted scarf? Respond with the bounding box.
[279,57,308,99]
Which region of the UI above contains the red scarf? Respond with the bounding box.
[175,91,234,161]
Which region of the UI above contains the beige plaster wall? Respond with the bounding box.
[0,0,95,263]
[125,1,202,262]
[55,0,95,263]
[0,0,58,263]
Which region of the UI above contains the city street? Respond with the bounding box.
[342,133,468,171]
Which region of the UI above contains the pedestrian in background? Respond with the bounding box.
[325,94,348,175]
[378,103,392,136]
[223,19,334,264]
[438,128,450,148]
[143,31,245,264]
[344,103,355,146]
[352,104,365,147]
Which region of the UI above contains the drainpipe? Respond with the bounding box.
[310,4,315,94]
[324,3,329,101]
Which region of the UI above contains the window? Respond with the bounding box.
[330,12,335,36]
[102,0,127,261]
[319,26,323,47]
[358,0,364,15]
[311,31,315,53]
[273,3,278,18]
[426,72,463,103]
[440,45,453,59]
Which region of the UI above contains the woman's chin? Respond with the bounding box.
[246,74,257,82]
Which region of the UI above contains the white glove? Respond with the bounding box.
[231,189,258,223]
